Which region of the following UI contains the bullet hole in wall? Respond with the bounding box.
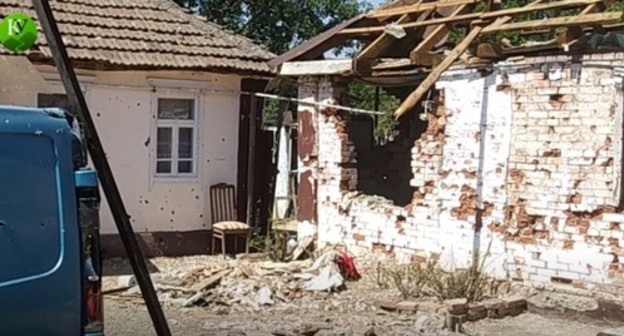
[145,199,149,204]
[170,219,174,223]
[161,207,164,211]
[171,210,175,215]
[199,214,203,218]
[96,113,101,117]
[144,137,150,147]
[137,102,141,107]
[195,195,200,200]
[221,138,225,142]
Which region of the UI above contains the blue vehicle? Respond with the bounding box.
[0,106,104,335]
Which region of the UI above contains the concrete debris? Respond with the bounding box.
[116,275,137,287]
[598,327,624,336]
[529,291,599,312]
[256,287,274,306]
[105,250,359,311]
[414,313,445,334]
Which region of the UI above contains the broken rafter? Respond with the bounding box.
[409,4,470,64]
[339,0,616,37]
[354,1,433,74]
[367,0,478,19]
[394,25,484,118]
[481,12,622,34]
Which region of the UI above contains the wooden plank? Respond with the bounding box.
[558,26,585,44]
[268,15,363,68]
[479,0,602,19]
[342,0,610,37]
[367,0,477,19]
[411,52,444,66]
[481,12,622,34]
[354,3,429,74]
[409,4,469,61]
[190,268,232,292]
[562,34,591,51]
[246,94,258,228]
[340,12,480,35]
[394,26,483,118]
[279,59,353,76]
[477,43,502,58]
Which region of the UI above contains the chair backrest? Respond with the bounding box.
[210,183,237,223]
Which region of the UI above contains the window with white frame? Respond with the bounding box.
[155,98,198,177]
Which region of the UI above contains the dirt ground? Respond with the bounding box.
[102,255,620,336]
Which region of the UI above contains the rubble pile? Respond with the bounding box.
[107,250,364,313]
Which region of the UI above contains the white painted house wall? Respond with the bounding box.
[0,65,242,235]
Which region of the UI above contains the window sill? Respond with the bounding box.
[152,175,200,184]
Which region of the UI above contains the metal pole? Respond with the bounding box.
[31,2,171,335]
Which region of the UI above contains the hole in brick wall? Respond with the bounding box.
[349,87,430,206]
[551,276,573,285]
[543,149,561,157]
[549,94,564,107]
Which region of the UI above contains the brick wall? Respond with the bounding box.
[298,52,624,294]
[500,55,624,293]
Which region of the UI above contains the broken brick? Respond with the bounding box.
[444,298,468,314]
[396,301,419,313]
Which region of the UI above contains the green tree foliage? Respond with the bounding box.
[348,82,400,141]
[448,1,624,46]
[174,0,367,55]
[175,0,401,140]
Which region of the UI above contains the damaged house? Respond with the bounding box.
[271,0,624,295]
[0,0,273,256]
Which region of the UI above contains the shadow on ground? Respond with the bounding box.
[103,258,160,276]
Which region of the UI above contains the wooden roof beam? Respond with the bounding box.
[409,4,471,64]
[479,0,604,19]
[481,12,622,34]
[394,24,485,118]
[367,0,478,19]
[354,2,434,74]
[339,0,612,37]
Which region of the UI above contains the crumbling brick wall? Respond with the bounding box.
[299,52,624,294]
[499,54,624,292]
[313,70,514,270]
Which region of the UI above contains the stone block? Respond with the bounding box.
[502,296,528,310]
[482,298,504,318]
[375,299,397,312]
[444,298,468,314]
[467,303,487,321]
[445,313,466,332]
[498,305,525,317]
[396,301,419,313]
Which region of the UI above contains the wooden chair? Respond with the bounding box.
[210,183,251,258]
